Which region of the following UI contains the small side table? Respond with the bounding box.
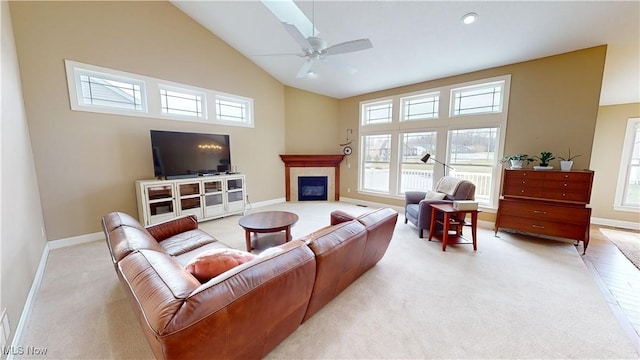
[428,203,480,251]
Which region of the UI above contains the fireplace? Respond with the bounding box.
[279,155,345,201]
[298,176,328,201]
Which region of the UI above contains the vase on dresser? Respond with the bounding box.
[560,160,574,171]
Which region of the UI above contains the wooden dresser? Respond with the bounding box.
[494,169,594,253]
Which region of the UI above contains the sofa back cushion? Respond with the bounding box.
[102,212,165,264]
[356,208,398,275]
[300,220,367,322]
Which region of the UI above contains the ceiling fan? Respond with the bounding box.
[261,0,373,78]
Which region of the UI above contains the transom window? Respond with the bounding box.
[78,72,145,112]
[216,96,249,123]
[451,81,504,116]
[401,92,439,121]
[362,100,393,125]
[65,60,253,127]
[160,87,204,118]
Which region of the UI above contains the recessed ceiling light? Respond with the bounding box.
[462,12,478,25]
[307,71,318,78]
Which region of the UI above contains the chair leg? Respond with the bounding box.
[404,218,408,224]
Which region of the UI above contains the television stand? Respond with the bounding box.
[135,174,246,226]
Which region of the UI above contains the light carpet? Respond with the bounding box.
[15,202,638,359]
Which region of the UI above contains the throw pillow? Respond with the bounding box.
[186,248,256,282]
[424,190,447,200]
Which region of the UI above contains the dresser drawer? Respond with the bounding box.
[498,215,587,241]
[502,182,543,197]
[498,199,590,224]
[541,188,591,203]
[544,171,593,182]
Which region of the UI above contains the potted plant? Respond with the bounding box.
[558,148,581,171]
[533,151,555,170]
[500,154,533,169]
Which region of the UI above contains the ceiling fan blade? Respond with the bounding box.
[324,39,373,56]
[282,22,313,52]
[296,59,314,78]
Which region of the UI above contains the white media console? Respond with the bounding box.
[135,174,246,226]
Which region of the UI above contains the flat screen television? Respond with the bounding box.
[150,130,231,179]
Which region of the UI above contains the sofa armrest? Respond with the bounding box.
[146,215,198,242]
[405,191,428,205]
[330,210,357,225]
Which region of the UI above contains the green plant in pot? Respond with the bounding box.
[558,148,581,171]
[534,151,555,169]
[500,154,533,169]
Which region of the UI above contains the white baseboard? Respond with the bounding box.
[8,243,50,360]
[249,197,286,210]
[48,231,104,250]
[338,196,404,213]
[591,217,640,230]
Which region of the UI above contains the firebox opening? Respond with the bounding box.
[298,176,328,201]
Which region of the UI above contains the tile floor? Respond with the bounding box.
[582,226,639,353]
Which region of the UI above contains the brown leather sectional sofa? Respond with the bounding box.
[101,207,398,360]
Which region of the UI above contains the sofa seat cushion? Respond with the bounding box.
[159,229,218,256]
[185,248,257,282]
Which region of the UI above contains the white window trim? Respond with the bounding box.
[358,74,511,209]
[158,84,207,120]
[65,59,254,127]
[613,117,640,212]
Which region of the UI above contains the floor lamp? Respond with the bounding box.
[421,153,455,174]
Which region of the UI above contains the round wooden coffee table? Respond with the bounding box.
[239,211,299,252]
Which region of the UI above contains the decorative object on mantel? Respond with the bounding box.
[339,129,353,156]
[533,151,555,170]
[500,154,533,169]
[558,148,581,171]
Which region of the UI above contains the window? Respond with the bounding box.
[65,59,253,127]
[358,75,510,208]
[399,131,437,192]
[401,93,439,121]
[77,71,146,112]
[362,100,393,125]
[361,134,392,192]
[451,81,504,116]
[448,128,499,204]
[216,95,251,124]
[615,117,640,210]
[159,87,204,118]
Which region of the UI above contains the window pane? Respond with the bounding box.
[160,89,203,118]
[399,132,437,193]
[216,98,246,122]
[80,74,143,111]
[401,93,439,121]
[362,134,391,192]
[449,127,499,205]
[623,122,640,207]
[452,82,503,116]
[362,100,393,125]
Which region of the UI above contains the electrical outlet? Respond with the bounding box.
[347,187,351,193]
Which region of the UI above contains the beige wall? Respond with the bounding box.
[1,1,48,344]
[284,86,340,154]
[591,102,640,224]
[9,1,286,240]
[336,46,607,221]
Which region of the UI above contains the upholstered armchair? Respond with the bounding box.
[404,176,476,238]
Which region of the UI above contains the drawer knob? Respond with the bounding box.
[562,193,567,197]
[563,183,568,187]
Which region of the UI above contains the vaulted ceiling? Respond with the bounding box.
[172,1,639,105]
